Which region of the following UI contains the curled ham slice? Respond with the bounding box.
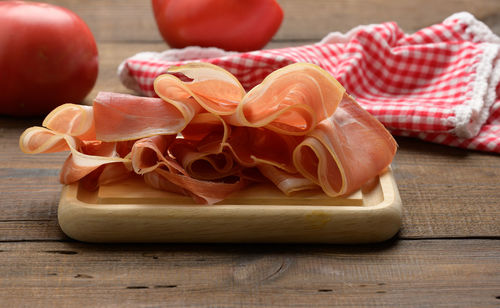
[169,139,239,180]
[19,127,130,184]
[43,104,96,140]
[144,170,231,204]
[20,126,73,154]
[95,163,131,186]
[153,167,247,205]
[172,112,237,180]
[224,126,302,172]
[93,92,193,142]
[227,63,346,135]
[258,164,318,196]
[19,62,397,204]
[162,63,245,115]
[131,134,244,203]
[293,94,398,197]
[77,162,132,191]
[181,112,228,142]
[143,171,186,195]
[130,135,182,175]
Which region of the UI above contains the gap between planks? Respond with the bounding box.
[0,237,499,243]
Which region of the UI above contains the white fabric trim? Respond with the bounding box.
[446,12,500,138]
[451,45,499,138]
[446,12,500,44]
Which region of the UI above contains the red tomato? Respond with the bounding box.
[0,1,98,116]
[152,0,283,52]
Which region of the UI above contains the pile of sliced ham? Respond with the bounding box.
[19,63,397,205]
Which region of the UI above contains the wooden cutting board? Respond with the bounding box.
[57,168,402,243]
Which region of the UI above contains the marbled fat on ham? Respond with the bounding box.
[19,63,397,204]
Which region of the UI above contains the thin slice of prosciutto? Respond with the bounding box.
[20,127,130,184]
[19,62,397,204]
[43,103,96,140]
[227,63,346,135]
[293,94,398,197]
[93,92,193,142]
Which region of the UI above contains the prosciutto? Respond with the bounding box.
[293,94,397,197]
[19,62,397,204]
[19,127,130,185]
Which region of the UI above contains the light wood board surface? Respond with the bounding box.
[1,0,499,306]
[57,170,401,243]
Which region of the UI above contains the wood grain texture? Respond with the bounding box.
[393,137,500,238]
[0,240,498,307]
[40,0,500,43]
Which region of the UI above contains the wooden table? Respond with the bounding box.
[1,1,499,306]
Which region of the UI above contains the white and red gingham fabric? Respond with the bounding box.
[118,12,500,153]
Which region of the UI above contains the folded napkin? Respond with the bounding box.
[118,12,500,153]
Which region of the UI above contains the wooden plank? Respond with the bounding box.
[0,221,67,242]
[41,0,500,43]
[393,137,500,238]
[0,120,65,221]
[0,240,498,307]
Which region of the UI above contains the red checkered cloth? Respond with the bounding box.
[118,12,500,153]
